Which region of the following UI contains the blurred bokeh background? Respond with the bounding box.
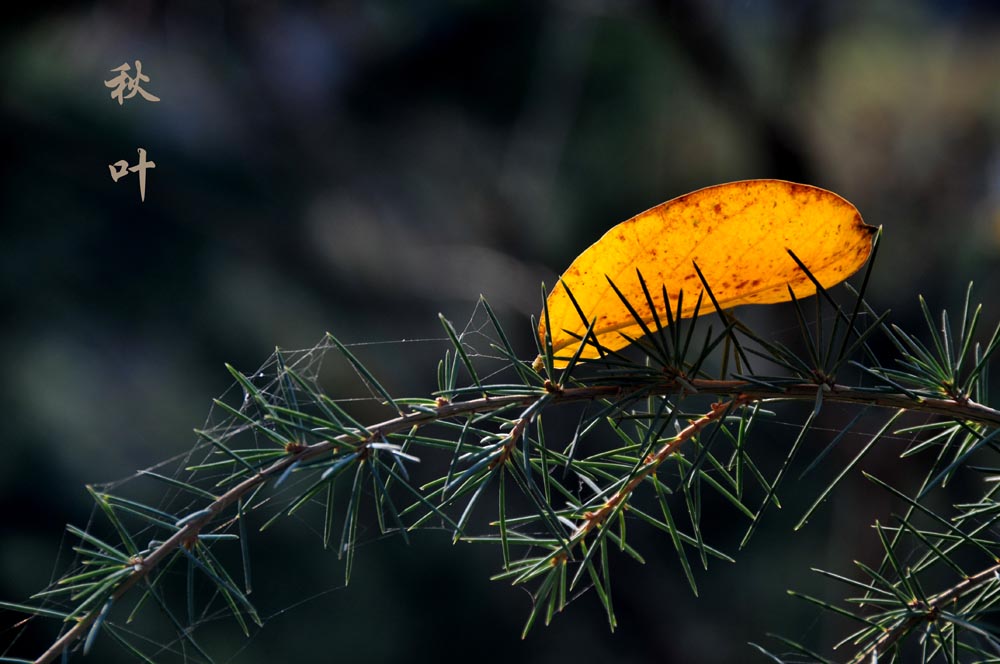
[3,1,1000,662]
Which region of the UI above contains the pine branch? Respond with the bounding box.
[572,395,752,539]
[27,370,1000,663]
[851,560,1000,663]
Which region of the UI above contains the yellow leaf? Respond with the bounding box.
[539,179,877,368]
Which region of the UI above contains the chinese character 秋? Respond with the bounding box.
[109,148,156,202]
[104,60,160,105]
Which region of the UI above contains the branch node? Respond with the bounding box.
[284,441,308,454]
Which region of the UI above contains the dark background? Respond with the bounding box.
[3,1,1000,662]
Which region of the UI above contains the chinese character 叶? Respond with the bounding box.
[109,148,156,202]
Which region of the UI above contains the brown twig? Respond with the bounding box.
[573,395,753,539]
[32,377,1000,663]
[851,560,1000,662]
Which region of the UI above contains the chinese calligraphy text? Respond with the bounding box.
[105,59,160,202]
[104,60,160,105]
[109,148,156,202]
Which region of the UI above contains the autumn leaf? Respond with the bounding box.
[539,179,877,368]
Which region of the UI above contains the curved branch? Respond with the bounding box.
[32,376,1000,663]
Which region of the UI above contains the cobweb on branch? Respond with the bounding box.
[14,300,519,663]
[7,299,908,663]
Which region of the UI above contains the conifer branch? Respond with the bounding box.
[29,370,1000,663]
[852,560,1000,663]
